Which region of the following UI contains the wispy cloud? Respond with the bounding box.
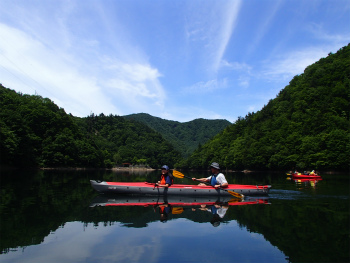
[183,78,228,94]
[185,1,242,75]
[212,0,242,74]
[260,46,339,82]
[103,60,165,108]
[220,60,252,73]
[0,2,166,117]
[307,22,350,44]
[1,0,349,122]
[245,1,283,56]
[0,23,119,116]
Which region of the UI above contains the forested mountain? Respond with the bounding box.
[0,86,181,168]
[1,44,349,171]
[179,44,350,171]
[123,113,231,157]
[77,114,181,168]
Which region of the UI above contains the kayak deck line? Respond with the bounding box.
[104,181,269,189]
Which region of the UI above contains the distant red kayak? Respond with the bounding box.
[291,173,322,180]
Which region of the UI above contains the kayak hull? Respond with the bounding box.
[89,195,270,207]
[90,180,271,196]
[291,173,322,180]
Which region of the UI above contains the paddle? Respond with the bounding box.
[172,207,184,214]
[171,198,240,214]
[172,170,244,199]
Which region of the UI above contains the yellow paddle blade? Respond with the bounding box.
[173,170,185,178]
[228,198,241,204]
[227,190,244,199]
[172,207,184,214]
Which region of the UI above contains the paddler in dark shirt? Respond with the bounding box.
[155,165,173,188]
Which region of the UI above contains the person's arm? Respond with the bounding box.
[156,176,172,188]
[216,181,228,188]
[192,177,209,182]
[155,182,169,188]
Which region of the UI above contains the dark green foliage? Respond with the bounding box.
[0,86,97,168]
[123,113,231,157]
[0,86,181,168]
[181,44,350,171]
[79,113,182,168]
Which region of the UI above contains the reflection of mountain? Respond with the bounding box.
[231,198,349,263]
[0,169,95,254]
[1,170,349,262]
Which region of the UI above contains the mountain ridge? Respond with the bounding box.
[123,113,231,157]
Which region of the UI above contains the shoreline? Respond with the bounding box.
[0,166,346,174]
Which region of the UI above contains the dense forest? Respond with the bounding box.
[77,113,182,168]
[179,44,350,171]
[0,87,181,168]
[123,113,230,157]
[1,44,349,171]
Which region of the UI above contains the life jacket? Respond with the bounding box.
[210,174,218,186]
[210,205,218,214]
[159,205,172,214]
[160,173,173,186]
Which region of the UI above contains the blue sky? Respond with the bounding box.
[1,0,349,122]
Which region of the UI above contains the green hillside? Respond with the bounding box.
[0,86,181,168]
[123,113,231,157]
[180,44,350,171]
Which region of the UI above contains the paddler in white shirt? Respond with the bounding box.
[193,162,228,189]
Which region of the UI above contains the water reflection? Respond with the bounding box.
[292,178,322,189]
[0,169,349,263]
[89,195,269,225]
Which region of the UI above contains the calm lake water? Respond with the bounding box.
[0,169,349,263]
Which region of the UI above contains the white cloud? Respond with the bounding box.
[0,21,166,117]
[184,78,228,94]
[245,1,283,56]
[105,62,163,97]
[260,47,332,82]
[220,60,252,73]
[238,76,250,88]
[184,1,242,75]
[307,22,350,44]
[0,23,117,116]
[211,0,242,73]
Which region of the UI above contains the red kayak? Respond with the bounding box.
[291,173,322,180]
[90,180,271,196]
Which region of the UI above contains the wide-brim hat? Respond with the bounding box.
[210,162,220,170]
